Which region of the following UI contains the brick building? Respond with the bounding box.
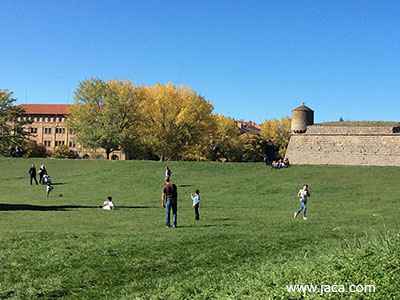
[20,104,125,160]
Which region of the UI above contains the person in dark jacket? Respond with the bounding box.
[38,165,47,184]
[9,145,15,157]
[29,164,38,185]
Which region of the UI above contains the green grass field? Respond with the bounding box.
[0,158,399,299]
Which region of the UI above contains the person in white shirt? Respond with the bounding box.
[101,196,115,210]
[191,189,200,220]
[46,183,54,197]
[294,184,310,220]
[165,166,171,180]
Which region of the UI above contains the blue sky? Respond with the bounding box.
[1,0,399,123]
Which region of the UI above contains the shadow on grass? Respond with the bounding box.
[176,224,232,228]
[0,204,152,211]
[52,182,67,185]
[177,184,193,187]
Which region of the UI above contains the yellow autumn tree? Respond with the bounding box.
[260,116,291,158]
[139,83,214,161]
[208,114,242,161]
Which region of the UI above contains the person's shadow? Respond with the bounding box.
[0,204,152,211]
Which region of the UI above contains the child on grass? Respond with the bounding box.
[46,183,54,197]
[101,196,115,210]
[190,189,200,220]
[294,184,310,220]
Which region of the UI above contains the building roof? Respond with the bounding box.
[292,103,314,112]
[236,120,261,134]
[20,104,72,115]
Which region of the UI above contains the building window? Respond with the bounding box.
[30,127,38,134]
[69,142,76,148]
[44,141,51,147]
[55,141,65,146]
[44,128,52,134]
[69,129,76,134]
[55,127,65,134]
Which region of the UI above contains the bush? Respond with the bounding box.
[90,153,104,160]
[25,141,48,158]
[51,145,78,159]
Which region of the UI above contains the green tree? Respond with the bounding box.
[0,89,31,155]
[208,114,242,161]
[139,83,214,161]
[260,116,291,158]
[65,78,142,159]
[239,133,267,162]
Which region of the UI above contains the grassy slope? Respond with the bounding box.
[0,158,399,299]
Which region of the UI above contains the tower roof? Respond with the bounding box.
[292,103,314,112]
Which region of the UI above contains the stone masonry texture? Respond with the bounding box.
[286,126,400,166]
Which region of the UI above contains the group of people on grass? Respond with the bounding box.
[28,163,310,224]
[28,164,54,197]
[271,157,290,169]
[8,145,24,157]
[98,165,200,226]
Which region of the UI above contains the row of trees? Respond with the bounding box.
[0,81,291,161]
[65,78,291,161]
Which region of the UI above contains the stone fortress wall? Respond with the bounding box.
[285,104,400,166]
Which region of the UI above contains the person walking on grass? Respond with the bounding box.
[165,166,171,181]
[191,189,200,220]
[46,182,54,197]
[38,165,47,184]
[162,177,178,228]
[28,164,38,185]
[294,184,310,220]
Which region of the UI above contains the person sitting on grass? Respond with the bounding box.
[294,184,310,220]
[271,160,280,169]
[101,196,115,210]
[283,157,290,167]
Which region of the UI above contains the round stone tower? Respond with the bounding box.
[291,103,314,133]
